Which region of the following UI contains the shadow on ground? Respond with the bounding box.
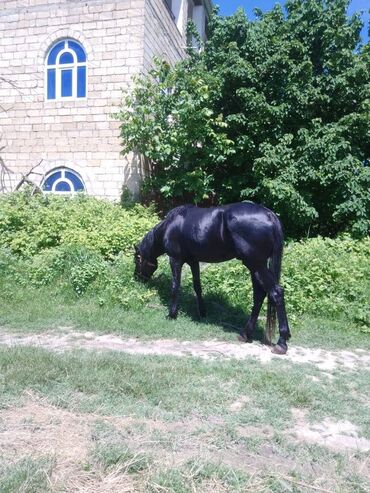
[149,272,266,343]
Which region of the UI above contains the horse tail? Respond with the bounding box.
[265,213,284,345]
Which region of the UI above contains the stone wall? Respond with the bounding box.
[143,0,187,71]
[1,1,152,199]
[0,0,206,199]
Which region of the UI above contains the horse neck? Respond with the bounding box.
[142,223,165,260]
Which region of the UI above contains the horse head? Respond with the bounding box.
[134,244,158,282]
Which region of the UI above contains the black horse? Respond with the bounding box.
[134,202,291,354]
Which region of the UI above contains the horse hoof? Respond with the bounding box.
[271,344,287,355]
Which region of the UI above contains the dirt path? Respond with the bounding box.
[1,328,370,371]
[1,330,370,491]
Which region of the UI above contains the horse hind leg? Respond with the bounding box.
[239,272,266,343]
[254,267,291,354]
[189,261,206,318]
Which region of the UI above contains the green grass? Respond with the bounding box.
[146,461,250,493]
[1,346,369,433]
[0,457,54,493]
[1,346,369,492]
[1,280,369,351]
[91,421,152,472]
[144,456,370,493]
[1,196,369,491]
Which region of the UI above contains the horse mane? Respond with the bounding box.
[140,228,156,258]
[140,205,195,259]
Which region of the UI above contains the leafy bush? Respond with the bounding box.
[0,192,158,258]
[91,254,157,309]
[1,235,368,328]
[0,192,159,309]
[200,235,370,327]
[0,246,156,309]
[283,236,370,319]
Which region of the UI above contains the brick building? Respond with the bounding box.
[0,0,212,199]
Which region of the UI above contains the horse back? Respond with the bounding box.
[162,202,279,265]
[161,205,230,261]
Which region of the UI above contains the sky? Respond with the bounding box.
[215,0,369,43]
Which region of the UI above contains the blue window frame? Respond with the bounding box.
[46,39,87,100]
[43,168,85,194]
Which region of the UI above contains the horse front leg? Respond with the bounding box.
[168,257,183,319]
[239,272,266,343]
[189,260,206,318]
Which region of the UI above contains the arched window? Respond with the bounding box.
[46,39,87,100]
[42,168,85,194]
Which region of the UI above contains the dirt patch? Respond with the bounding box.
[229,395,251,413]
[1,328,370,371]
[0,396,114,491]
[0,395,201,460]
[2,396,369,492]
[0,396,177,492]
[291,408,370,453]
[56,467,138,493]
[0,396,299,489]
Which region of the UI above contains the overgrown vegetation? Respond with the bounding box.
[0,193,369,333]
[117,0,370,238]
[201,235,370,329]
[0,191,158,258]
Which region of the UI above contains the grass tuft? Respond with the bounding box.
[91,421,152,473]
[0,456,54,493]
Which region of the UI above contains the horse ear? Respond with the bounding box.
[134,244,139,254]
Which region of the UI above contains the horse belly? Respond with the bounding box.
[185,225,235,263]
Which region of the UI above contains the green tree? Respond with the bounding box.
[117,57,234,203]
[117,0,370,238]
